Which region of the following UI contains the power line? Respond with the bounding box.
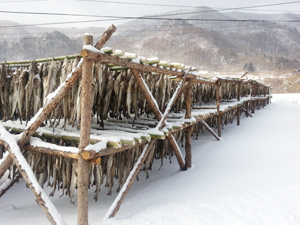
[80,0,300,13]
[77,0,300,13]
[78,0,205,8]
[0,23,292,40]
[1,1,300,20]
[1,15,300,29]
[0,0,46,3]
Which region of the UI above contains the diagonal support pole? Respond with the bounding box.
[104,139,156,219]
[201,121,221,141]
[0,124,66,225]
[156,73,188,130]
[132,69,187,171]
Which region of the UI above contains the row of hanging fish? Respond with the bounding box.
[0,96,266,201]
[0,58,258,127]
[0,138,176,202]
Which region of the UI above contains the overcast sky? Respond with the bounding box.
[0,0,299,27]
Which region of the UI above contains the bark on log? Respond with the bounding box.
[0,154,12,180]
[216,81,222,137]
[23,145,79,159]
[217,115,222,137]
[185,126,193,169]
[237,107,241,126]
[185,85,192,119]
[81,49,193,79]
[237,82,241,126]
[94,24,117,50]
[1,140,66,225]
[77,34,93,225]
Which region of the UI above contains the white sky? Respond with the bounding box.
[0,0,299,27]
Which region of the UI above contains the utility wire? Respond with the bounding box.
[0,0,46,3]
[1,1,300,20]
[77,0,208,8]
[77,0,300,13]
[81,0,300,13]
[1,16,300,28]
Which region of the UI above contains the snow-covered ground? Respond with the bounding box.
[1,93,300,225]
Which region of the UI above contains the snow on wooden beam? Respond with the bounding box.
[0,124,66,225]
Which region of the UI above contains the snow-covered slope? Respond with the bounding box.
[1,93,300,225]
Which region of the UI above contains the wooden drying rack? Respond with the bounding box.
[0,25,271,225]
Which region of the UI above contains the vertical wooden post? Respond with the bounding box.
[77,34,93,225]
[216,80,222,137]
[184,84,192,169]
[237,82,241,126]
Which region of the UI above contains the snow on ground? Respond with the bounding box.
[1,93,300,225]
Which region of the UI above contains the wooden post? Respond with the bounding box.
[252,101,255,114]
[237,82,241,126]
[185,127,192,169]
[216,80,222,137]
[77,34,93,225]
[94,24,117,50]
[184,84,192,169]
[132,69,186,170]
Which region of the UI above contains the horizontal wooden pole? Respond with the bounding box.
[23,144,79,159]
[81,49,191,78]
[6,54,82,66]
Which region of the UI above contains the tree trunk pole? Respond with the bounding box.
[216,81,222,137]
[201,121,220,141]
[0,154,13,180]
[0,137,66,225]
[184,84,192,169]
[237,82,241,126]
[77,34,93,225]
